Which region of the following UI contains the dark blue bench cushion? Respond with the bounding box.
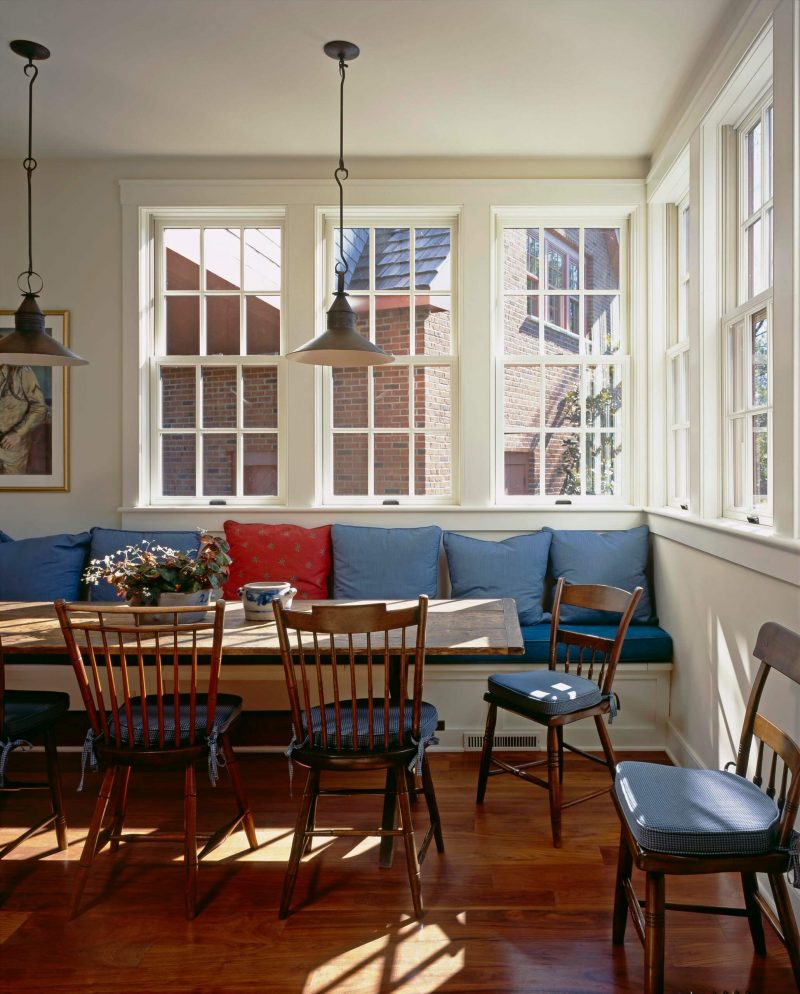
[615,760,781,856]
[332,524,441,599]
[433,623,673,665]
[544,525,656,623]
[443,530,551,625]
[87,527,201,602]
[0,532,91,600]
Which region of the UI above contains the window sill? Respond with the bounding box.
[645,506,800,586]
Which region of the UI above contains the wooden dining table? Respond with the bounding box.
[0,597,525,660]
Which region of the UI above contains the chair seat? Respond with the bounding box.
[487,670,604,717]
[101,693,242,750]
[3,690,70,740]
[614,760,782,857]
[300,699,439,753]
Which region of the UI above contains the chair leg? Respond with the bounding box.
[475,702,497,804]
[768,871,800,989]
[69,765,117,919]
[421,753,444,853]
[396,768,423,919]
[220,734,258,850]
[279,768,318,919]
[184,763,198,920]
[109,767,131,853]
[741,871,767,956]
[302,786,318,856]
[379,768,398,868]
[643,871,666,994]
[612,830,632,945]
[546,724,562,848]
[556,725,564,784]
[43,726,68,851]
[594,712,617,778]
[405,767,419,805]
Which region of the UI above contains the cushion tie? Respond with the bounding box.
[780,830,800,888]
[0,737,32,788]
[409,732,439,776]
[206,727,226,787]
[78,728,99,792]
[605,692,619,724]
[284,731,305,797]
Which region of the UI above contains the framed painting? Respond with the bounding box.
[0,309,70,491]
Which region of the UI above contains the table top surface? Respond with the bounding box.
[0,598,524,657]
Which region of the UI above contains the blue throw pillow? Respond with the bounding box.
[544,525,654,623]
[332,525,441,599]
[87,527,201,602]
[443,531,551,625]
[0,532,91,600]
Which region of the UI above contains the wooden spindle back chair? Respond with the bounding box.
[477,578,642,847]
[0,632,69,860]
[55,599,257,919]
[612,621,800,994]
[273,596,444,919]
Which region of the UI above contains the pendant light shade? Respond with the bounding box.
[289,274,394,366]
[2,40,88,367]
[287,41,393,368]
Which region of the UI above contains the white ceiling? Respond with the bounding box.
[0,0,741,160]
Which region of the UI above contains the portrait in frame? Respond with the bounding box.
[0,309,70,492]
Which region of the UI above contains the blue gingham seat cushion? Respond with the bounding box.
[615,760,781,856]
[102,693,242,749]
[299,699,439,753]
[487,669,604,716]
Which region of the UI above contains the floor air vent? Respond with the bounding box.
[463,733,539,751]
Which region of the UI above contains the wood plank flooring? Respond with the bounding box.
[0,751,796,994]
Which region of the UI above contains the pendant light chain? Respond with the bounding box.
[334,55,349,278]
[19,56,43,296]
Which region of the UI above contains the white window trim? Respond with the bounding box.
[666,192,691,510]
[141,208,288,508]
[493,211,633,506]
[319,208,461,507]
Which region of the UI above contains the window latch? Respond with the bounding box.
[555,499,572,505]
[746,513,760,525]
[680,503,688,511]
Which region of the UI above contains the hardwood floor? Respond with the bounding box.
[0,750,796,994]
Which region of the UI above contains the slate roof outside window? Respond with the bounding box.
[337,226,451,292]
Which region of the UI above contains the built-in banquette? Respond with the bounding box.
[0,522,672,751]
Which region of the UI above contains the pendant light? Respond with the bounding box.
[288,41,393,367]
[0,41,87,366]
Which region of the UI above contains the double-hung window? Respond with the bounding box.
[723,97,773,522]
[666,195,690,509]
[322,215,458,504]
[498,220,629,502]
[151,216,285,504]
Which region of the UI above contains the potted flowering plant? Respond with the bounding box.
[83,531,232,619]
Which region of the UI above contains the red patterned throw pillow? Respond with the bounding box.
[222,522,332,600]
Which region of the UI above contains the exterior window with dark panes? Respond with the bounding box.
[723,96,773,522]
[154,221,283,502]
[500,223,627,501]
[324,219,457,503]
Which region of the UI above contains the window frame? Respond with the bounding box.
[666,193,691,510]
[147,212,287,507]
[722,90,774,524]
[495,215,631,506]
[320,210,460,507]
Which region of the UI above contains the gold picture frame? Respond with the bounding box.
[0,309,70,492]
